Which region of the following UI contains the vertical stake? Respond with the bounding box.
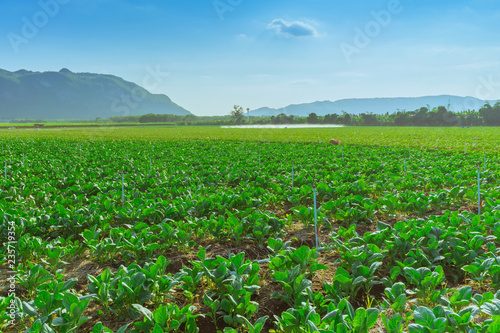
[404,158,406,175]
[4,161,6,182]
[291,161,294,187]
[149,153,152,175]
[121,173,125,203]
[313,184,319,248]
[477,164,481,215]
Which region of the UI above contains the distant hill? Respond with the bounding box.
[0,68,191,120]
[250,95,496,117]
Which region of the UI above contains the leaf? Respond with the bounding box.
[244,284,260,293]
[132,272,147,287]
[404,267,420,282]
[127,306,142,321]
[76,298,91,317]
[334,267,352,284]
[463,264,480,274]
[254,316,269,333]
[306,320,319,332]
[292,246,311,263]
[413,306,435,327]
[434,317,447,331]
[352,276,367,286]
[63,293,79,311]
[450,286,472,303]
[61,278,78,292]
[132,304,154,322]
[31,319,43,332]
[352,308,367,330]
[82,229,95,241]
[309,264,328,273]
[116,323,131,333]
[152,324,164,333]
[33,289,50,306]
[487,316,500,333]
[408,323,425,333]
[77,315,92,327]
[153,305,169,327]
[22,301,39,316]
[102,267,113,281]
[481,300,500,316]
[41,324,56,333]
[52,317,70,326]
[366,308,379,328]
[92,322,104,333]
[137,290,154,304]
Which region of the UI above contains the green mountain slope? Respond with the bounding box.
[0,68,191,120]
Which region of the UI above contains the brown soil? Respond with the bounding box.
[2,198,493,333]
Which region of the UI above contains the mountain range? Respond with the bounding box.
[0,68,496,120]
[0,68,190,120]
[250,95,496,117]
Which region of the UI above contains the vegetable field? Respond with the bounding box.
[1,127,500,333]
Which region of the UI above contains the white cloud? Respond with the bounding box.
[236,33,251,42]
[267,18,318,37]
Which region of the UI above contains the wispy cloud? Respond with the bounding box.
[267,18,318,37]
[455,61,500,70]
[236,33,251,42]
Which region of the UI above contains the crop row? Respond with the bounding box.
[0,138,499,332]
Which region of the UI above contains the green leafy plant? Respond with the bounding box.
[272,265,312,306]
[201,252,260,326]
[381,313,404,333]
[404,265,446,305]
[17,263,54,299]
[51,293,92,332]
[462,258,494,287]
[408,306,447,333]
[237,315,268,333]
[132,303,201,333]
[382,282,407,315]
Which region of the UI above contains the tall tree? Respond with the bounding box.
[230,105,245,124]
[307,112,319,124]
[479,102,500,125]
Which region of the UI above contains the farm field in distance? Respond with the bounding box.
[0,126,499,150]
[1,126,500,333]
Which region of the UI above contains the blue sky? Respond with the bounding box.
[1,0,499,116]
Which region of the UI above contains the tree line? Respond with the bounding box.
[230,102,500,127]
[115,101,500,126]
[13,102,498,126]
